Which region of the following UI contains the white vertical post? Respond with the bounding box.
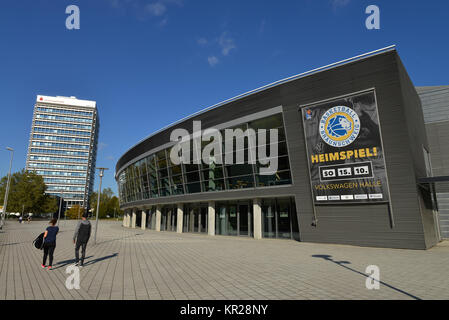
[156,206,161,232]
[131,209,136,229]
[208,201,215,236]
[177,203,183,233]
[253,198,262,240]
[141,209,147,230]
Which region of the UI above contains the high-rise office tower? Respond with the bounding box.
[26,95,99,210]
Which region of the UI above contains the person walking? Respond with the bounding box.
[73,213,91,267]
[42,218,59,270]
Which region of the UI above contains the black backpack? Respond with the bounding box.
[33,232,45,250]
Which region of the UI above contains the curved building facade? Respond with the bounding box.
[116,47,441,249]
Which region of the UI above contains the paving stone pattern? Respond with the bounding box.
[1,220,448,300]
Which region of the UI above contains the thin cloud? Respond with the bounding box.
[208,56,219,67]
[218,32,236,56]
[146,2,167,16]
[197,38,208,46]
[108,0,183,24]
[331,0,351,10]
[197,31,237,67]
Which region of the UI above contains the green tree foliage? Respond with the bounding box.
[89,187,122,219]
[0,169,57,214]
[65,204,85,220]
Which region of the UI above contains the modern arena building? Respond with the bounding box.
[115,46,449,250]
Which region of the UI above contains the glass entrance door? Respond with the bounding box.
[228,205,238,236]
[161,206,176,232]
[215,201,253,236]
[183,204,208,233]
[261,198,299,239]
[238,204,252,237]
[277,199,292,239]
[200,206,207,233]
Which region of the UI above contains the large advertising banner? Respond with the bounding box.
[301,90,390,204]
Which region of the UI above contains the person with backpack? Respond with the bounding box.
[73,213,91,267]
[41,218,59,270]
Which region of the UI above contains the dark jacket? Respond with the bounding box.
[73,220,91,243]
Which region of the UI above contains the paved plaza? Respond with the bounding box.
[0,219,448,300]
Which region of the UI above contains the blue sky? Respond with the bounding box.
[0,0,448,194]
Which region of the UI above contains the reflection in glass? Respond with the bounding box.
[227,175,254,189]
[118,113,293,204]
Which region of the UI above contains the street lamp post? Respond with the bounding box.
[94,167,108,245]
[57,192,63,225]
[1,147,14,229]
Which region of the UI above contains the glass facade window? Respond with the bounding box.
[33,134,90,143]
[29,155,89,163]
[215,201,252,237]
[147,155,159,198]
[47,185,84,192]
[31,148,89,157]
[262,198,299,240]
[35,114,93,123]
[36,107,93,117]
[34,120,92,130]
[33,127,91,136]
[44,178,85,185]
[145,207,157,230]
[35,170,86,177]
[32,141,90,150]
[47,192,84,199]
[116,113,292,205]
[28,162,87,171]
[161,205,177,232]
[183,204,208,233]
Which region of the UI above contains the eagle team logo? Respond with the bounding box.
[319,106,360,147]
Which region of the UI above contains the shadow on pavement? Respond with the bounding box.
[312,254,421,300]
[0,242,20,247]
[52,256,94,270]
[97,233,143,245]
[83,253,118,267]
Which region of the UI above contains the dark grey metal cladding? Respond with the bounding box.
[419,86,449,177]
[280,51,434,249]
[417,86,449,123]
[117,50,437,249]
[396,56,439,248]
[418,86,449,239]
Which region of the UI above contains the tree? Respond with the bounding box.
[42,196,58,215]
[89,188,122,219]
[65,204,85,220]
[0,169,57,215]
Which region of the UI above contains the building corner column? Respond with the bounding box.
[141,209,147,230]
[131,209,136,229]
[177,203,183,233]
[156,205,162,232]
[253,198,262,240]
[125,211,130,228]
[208,201,215,236]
